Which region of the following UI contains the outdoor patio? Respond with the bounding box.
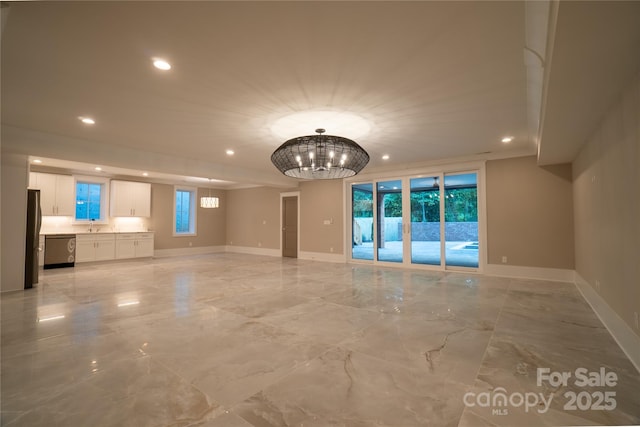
[352,241,479,267]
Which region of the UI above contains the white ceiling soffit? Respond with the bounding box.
[1,125,291,189]
[523,0,553,149]
[1,2,532,184]
[537,1,640,166]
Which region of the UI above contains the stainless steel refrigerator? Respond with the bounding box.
[25,189,42,289]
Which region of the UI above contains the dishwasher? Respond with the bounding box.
[44,234,76,269]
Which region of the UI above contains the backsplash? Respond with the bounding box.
[40,216,150,234]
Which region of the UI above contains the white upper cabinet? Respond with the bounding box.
[29,172,75,216]
[110,180,151,217]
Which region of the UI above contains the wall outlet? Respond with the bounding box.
[595,280,600,291]
[188,242,192,247]
[635,312,639,330]
[258,242,262,247]
[229,241,233,245]
[330,247,334,253]
[323,219,331,225]
[262,220,267,225]
[501,256,507,264]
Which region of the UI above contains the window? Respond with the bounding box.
[174,186,197,235]
[74,176,109,223]
[76,182,102,220]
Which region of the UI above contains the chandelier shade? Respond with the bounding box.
[200,196,219,208]
[200,180,219,208]
[271,129,369,179]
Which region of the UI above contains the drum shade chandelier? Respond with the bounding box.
[271,129,369,179]
[200,180,219,208]
[200,196,219,208]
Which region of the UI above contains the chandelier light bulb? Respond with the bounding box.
[153,59,172,70]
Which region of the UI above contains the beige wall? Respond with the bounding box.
[573,73,640,337]
[486,156,574,269]
[225,181,344,256]
[299,180,344,254]
[149,183,226,250]
[225,186,283,249]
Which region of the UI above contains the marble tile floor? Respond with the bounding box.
[1,253,639,427]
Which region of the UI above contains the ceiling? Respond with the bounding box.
[1,1,639,187]
[537,0,640,165]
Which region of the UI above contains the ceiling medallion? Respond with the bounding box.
[271,128,369,179]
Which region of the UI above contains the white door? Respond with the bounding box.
[75,239,95,262]
[95,240,116,261]
[110,181,133,216]
[55,175,75,216]
[36,173,58,215]
[116,239,136,259]
[131,182,151,217]
[135,238,154,257]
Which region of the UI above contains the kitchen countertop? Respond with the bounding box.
[41,231,154,236]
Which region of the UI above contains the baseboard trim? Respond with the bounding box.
[153,245,226,258]
[484,264,575,282]
[298,251,346,263]
[225,246,281,257]
[574,273,640,373]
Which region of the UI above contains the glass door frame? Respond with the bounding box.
[345,161,487,273]
[349,175,407,267]
[376,178,406,265]
[408,172,445,268]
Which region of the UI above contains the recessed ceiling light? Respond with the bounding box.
[501,136,513,143]
[152,58,171,71]
[142,172,149,177]
[382,154,390,160]
[226,150,235,156]
[94,167,102,171]
[79,117,95,125]
[32,159,42,164]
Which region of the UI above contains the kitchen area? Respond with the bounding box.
[26,170,154,289]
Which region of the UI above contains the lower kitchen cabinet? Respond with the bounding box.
[115,233,154,259]
[76,234,116,262]
[75,232,153,262]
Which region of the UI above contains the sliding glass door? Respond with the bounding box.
[443,173,479,268]
[410,176,441,266]
[352,183,374,261]
[350,170,480,270]
[376,180,403,263]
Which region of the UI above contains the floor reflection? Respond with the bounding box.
[1,254,638,427]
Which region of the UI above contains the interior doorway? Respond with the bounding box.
[282,196,298,258]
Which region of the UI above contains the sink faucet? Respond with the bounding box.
[89,219,94,233]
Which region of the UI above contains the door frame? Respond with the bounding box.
[374,176,406,267]
[279,191,300,258]
[345,160,487,273]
